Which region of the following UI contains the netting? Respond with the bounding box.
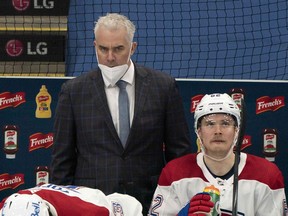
[66,0,288,79]
[1,0,288,80]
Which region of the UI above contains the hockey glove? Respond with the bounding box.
[188,192,214,216]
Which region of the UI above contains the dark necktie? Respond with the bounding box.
[116,80,130,147]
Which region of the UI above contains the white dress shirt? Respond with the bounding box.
[102,60,135,135]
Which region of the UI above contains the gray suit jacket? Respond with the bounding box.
[50,64,192,213]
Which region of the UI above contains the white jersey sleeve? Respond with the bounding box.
[107,193,143,216]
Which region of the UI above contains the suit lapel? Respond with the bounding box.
[132,65,150,129]
[89,70,120,142]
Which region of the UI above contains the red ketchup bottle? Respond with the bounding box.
[35,166,49,186]
[3,125,19,159]
[263,128,278,162]
[230,88,244,109]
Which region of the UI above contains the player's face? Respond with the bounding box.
[197,113,237,158]
[94,26,137,67]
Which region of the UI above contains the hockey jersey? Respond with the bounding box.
[148,152,287,216]
[0,183,143,216]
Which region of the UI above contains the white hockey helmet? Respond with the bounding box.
[194,93,240,131]
[1,193,50,216]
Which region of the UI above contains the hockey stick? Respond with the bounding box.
[232,98,246,216]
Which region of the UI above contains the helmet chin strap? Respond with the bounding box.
[196,131,239,162]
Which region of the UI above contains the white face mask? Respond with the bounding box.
[98,63,128,86]
[95,44,132,86]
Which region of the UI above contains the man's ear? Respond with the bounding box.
[130,42,137,55]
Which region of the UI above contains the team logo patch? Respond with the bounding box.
[112,201,124,216]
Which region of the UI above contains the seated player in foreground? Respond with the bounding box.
[148,93,287,216]
[0,183,143,216]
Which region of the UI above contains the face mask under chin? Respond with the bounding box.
[98,64,129,86]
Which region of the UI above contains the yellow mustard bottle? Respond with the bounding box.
[35,85,52,118]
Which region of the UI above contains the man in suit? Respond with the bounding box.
[50,13,192,215]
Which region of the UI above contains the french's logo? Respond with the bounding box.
[256,96,285,114]
[0,173,24,191]
[190,94,204,113]
[29,132,54,151]
[0,92,26,109]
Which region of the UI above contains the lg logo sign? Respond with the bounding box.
[0,0,69,16]
[6,40,48,57]
[2,35,65,61]
[12,0,54,11]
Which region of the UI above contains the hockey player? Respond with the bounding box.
[148,93,287,215]
[0,183,143,216]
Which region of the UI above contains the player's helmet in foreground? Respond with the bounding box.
[194,93,240,131]
[1,193,50,216]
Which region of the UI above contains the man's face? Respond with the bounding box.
[94,26,137,67]
[197,113,238,158]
